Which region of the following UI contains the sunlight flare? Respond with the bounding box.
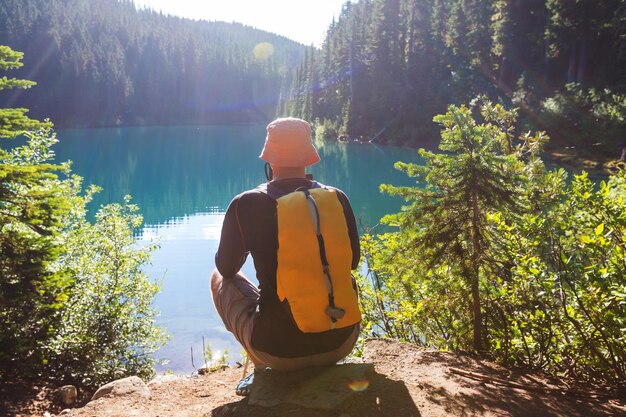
[253,42,274,60]
[348,379,370,392]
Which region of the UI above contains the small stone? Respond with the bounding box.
[59,409,72,415]
[57,385,78,406]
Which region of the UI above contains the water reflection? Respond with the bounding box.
[138,212,257,373]
[312,140,414,230]
[57,125,267,225]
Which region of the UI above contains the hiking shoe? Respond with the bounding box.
[235,371,255,396]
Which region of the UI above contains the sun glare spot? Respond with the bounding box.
[253,42,274,60]
[348,379,370,392]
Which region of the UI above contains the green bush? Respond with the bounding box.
[44,195,168,388]
[358,99,626,384]
[487,171,626,383]
[1,45,167,388]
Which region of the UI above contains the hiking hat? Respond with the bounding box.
[259,117,320,167]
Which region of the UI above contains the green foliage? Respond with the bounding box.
[1,46,166,388]
[313,118,341,140]
[45,197,168,388]
[203,342,229,372]
[541,84,626,155]
[0,45,48,138]
[356,233,474,349]
[0,108,50,139]
[0,46,73,379]
[486,171,626,382]
[359,99,626,384]
[376,101,543,350]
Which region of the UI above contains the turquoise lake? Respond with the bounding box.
[53,125,423,374]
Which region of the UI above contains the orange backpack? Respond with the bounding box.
[268,184,361,333]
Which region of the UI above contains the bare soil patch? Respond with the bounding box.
[4,339,625,417]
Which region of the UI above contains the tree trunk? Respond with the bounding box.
[567,40,577,83]
[576,36,587,84]
[470,181,482,351]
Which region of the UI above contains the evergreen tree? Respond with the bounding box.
[1,46,166,385]
[380,101,538,350]
[0,45,71,378]
[0,46,48,137]
[283,0,625,155]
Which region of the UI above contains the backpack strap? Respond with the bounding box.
[300,189,346,328]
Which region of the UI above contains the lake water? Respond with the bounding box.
[54,125,423,374]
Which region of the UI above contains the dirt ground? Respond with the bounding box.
[3,338,625,417]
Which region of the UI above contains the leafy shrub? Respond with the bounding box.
[1,46,167,388]
[45,196,168,388]
[487,171,626,383]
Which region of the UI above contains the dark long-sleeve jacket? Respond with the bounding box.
[215,177,360,358]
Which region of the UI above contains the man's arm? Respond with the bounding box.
[215,195,248,277]
[336,191,361,270]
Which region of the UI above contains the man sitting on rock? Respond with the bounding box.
[211,117,361,395]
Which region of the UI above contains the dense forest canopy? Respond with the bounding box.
[0,0,306,127]
[280,0,626,158]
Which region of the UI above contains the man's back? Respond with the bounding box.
[215,177,360,357]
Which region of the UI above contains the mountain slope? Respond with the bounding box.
[0,0,305,127]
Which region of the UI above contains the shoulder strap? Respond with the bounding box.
[299,189,345,327]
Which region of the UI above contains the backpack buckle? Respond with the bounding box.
[326,305,346,320]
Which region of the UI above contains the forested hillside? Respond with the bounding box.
[0,0,305,127]
[280,0,626,157]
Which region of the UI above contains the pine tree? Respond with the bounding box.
[381,101,531,350]
[0,45,72,378]
[0,46,49,138]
